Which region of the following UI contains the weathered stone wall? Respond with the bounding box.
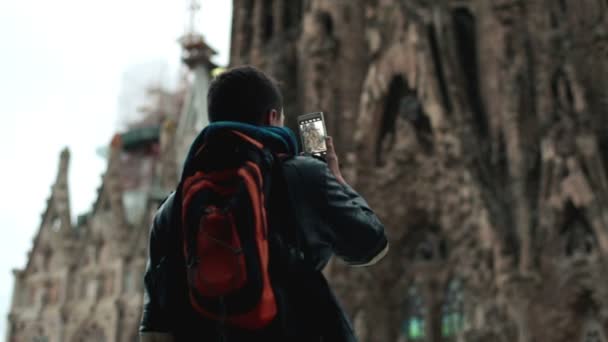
[8,129,169,342]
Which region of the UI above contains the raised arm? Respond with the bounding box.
[310,136,389,266]
[320,163,389,266]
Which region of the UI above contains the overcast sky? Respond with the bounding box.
[0,0,232,337]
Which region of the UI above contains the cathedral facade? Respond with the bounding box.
[232,1,608,341]
[8,0,608,341]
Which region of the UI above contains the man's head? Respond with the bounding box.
[207,65,284,126]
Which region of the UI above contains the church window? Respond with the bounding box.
[51,216,61,232]
[452,8,488,139]
[441,279,465,338]
[403,285,426,340]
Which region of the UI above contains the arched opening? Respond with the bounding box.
[263,0,274,43]
[316,11,334,36]
[427,24,452,113]
[402,284,426,340]
[561,201,596,258]
[452,8,488,139]
[376,75,407,165]
[441,279,465,338]
[402,224,446,264]
[376,76,433,165]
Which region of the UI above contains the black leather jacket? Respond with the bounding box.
[140,156,388,340]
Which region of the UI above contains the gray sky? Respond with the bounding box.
[0,0,232,337]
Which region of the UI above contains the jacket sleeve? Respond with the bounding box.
[319,166,389,266]
[140,195,175,333]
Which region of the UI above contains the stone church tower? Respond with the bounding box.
[5,3,215,340]
[231,0,608,341]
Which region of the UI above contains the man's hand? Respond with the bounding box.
[325,136,346,184]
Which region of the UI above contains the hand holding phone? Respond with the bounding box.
[324,135,346,184]
[297,112,328,157]
[297,112,346,184]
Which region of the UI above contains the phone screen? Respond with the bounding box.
[299,114,327,155]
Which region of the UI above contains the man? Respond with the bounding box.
[140,66,388,341]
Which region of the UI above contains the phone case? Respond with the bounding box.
[297,112,328,155]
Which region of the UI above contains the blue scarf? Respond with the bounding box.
[183,121,299,168]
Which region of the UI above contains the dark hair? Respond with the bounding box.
[207,65,283,124]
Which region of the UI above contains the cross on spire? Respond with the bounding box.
[179,0,216,69]
[187,0,201,34]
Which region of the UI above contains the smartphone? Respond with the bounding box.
[297,112,328,156]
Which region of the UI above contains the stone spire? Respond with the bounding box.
[103,134,128,228]
[26,147,75,272]
[175,0,217,173]
[178,0,217,70]
[48,147,72,234]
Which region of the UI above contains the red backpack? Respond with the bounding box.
[179,129,281,330]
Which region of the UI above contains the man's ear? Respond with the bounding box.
[267,109,280,125]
